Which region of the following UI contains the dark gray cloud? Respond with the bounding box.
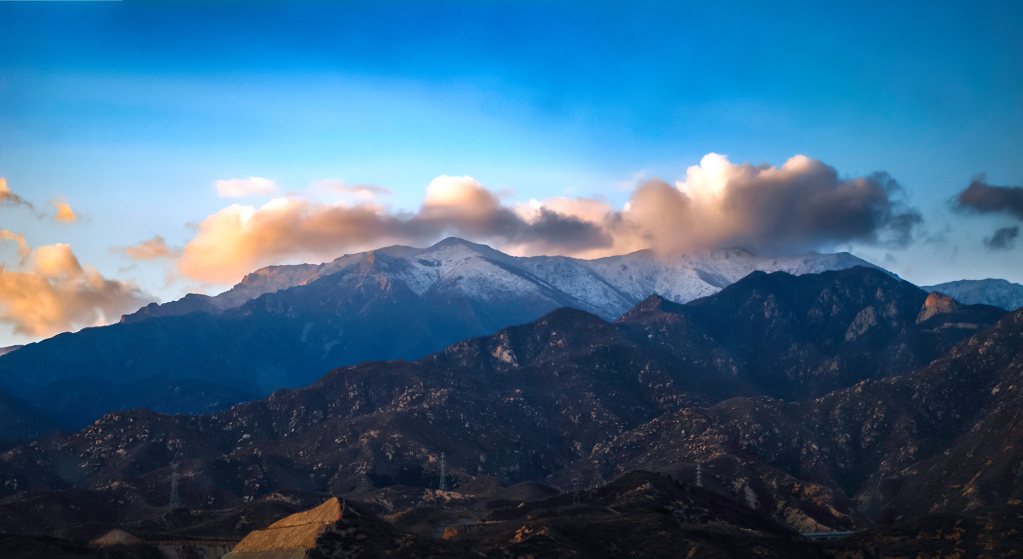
[983,226,1019,251]
[953,175,1023,220]
[511,207,614,254]
[627,156,924,255]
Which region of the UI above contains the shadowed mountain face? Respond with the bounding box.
[0,267,1010,536]
[0,390,66,442]
[629,270,1006,400]
[568,306,1023,528]
[0,239,882,430]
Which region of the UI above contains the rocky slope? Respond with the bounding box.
[0,268,1007,537]
[565,305,1023,530]
[623,274,1005,400]
[849,306,1023,520]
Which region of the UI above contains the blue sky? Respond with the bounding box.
[0,0,1021,345]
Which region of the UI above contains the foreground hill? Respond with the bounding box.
[4,491,1020,558]
[0,267,1008,537]
[0,238,881,430]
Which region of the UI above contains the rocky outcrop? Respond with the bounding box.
[224,497,342,559]
[92,529,140,546]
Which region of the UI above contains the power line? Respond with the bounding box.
[439,453,447,492]
[169,462,180,508]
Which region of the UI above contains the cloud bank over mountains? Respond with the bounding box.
[0,153,978,339]
[126,154,922,283]
[621,154,921,255]
[0,180,151,338]
[0,230,151,337]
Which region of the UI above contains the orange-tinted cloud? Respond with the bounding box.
[0,178,36,212]
[116,235,180,261]
[215,177,279,198]
[175,176,614,283]
[0,230,32,264]
[177,198,421,283]
[167,154,921,284]
[0,232,152,338]
[52,200,76,223]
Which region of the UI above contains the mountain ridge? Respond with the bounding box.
[121,237,885,324]
[0,266,1008,536]
[0,239,889,431]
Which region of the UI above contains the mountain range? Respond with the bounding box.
[0,267,1012,540]
[0,238,889,431]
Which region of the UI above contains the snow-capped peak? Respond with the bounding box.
[125,238,892,323]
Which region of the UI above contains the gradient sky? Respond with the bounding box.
[0,0,1021,346]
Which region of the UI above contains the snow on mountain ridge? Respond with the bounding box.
[922,279,1023,311]
[123,237,887,323]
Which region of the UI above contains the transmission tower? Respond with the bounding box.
[169,462,181,508]
[439,453,447,492]
[696,463,703,487]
